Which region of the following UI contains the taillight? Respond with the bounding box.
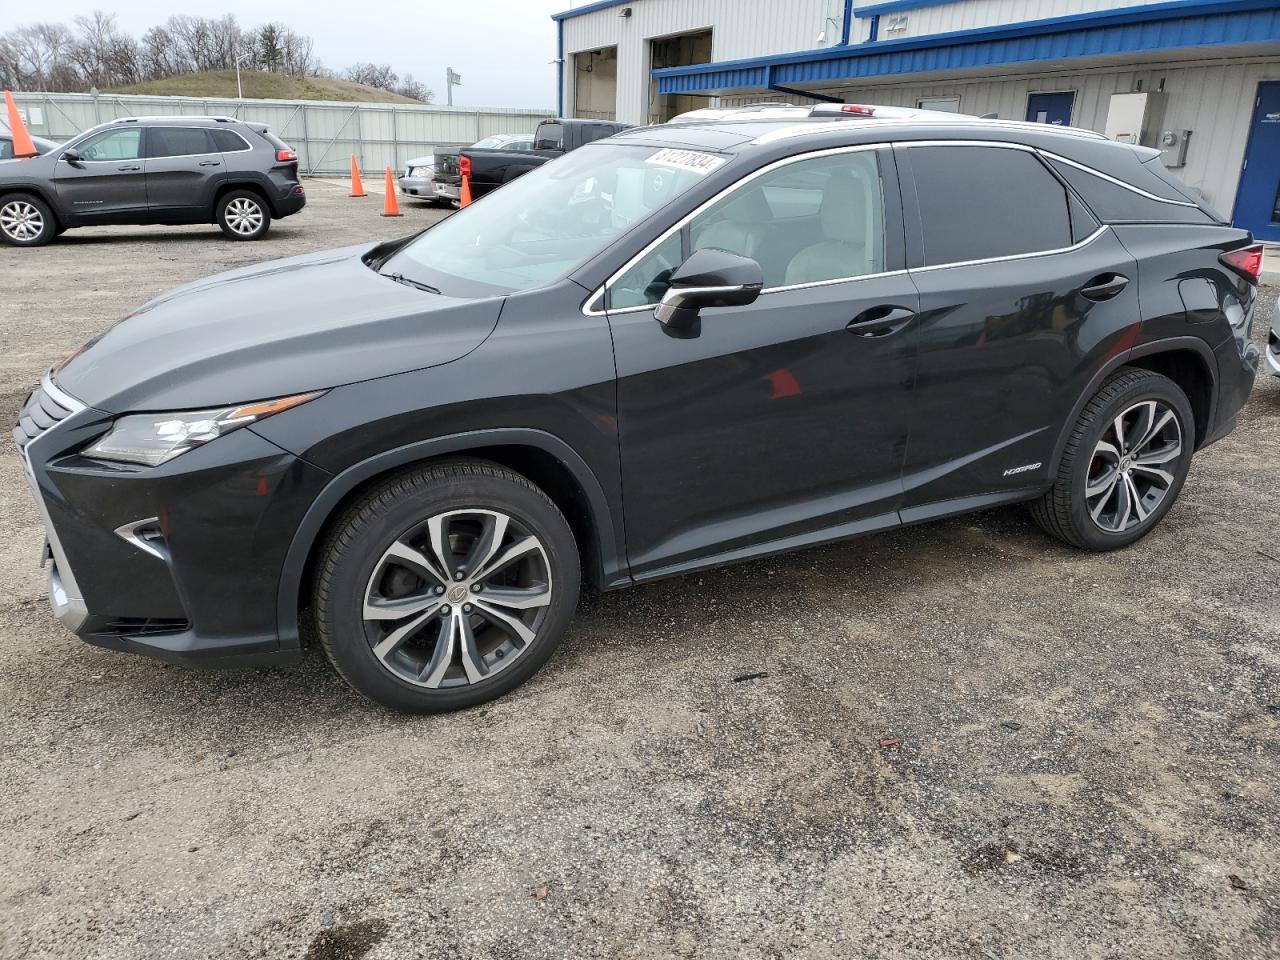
[276,148,298,163]
[839,104,876,116]
[459,155,472,177]
[1219,243,1264,283]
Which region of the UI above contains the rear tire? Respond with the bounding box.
[1031,367,1194,551]
[215,189,271,240]
[315,460,581,713]
[0,193,56,247]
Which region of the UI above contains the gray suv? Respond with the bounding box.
[0,116,305,246]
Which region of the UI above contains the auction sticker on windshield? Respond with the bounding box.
[646,148,726,175]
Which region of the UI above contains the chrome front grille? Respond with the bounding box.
[13,374,83,451]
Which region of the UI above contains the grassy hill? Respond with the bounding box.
[109,70,423,104]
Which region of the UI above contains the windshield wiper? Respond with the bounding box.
[386,272,441,295]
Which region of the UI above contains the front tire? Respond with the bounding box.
[315,460,581,713]
[0,193,56,247]
[1031,367,1194,551]
[216,190,271,240]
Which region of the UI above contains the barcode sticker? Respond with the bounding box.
[645,148,726,175]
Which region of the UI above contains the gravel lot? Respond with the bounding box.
[1,182,1278,960]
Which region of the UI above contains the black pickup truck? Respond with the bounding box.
[456,117,630,200]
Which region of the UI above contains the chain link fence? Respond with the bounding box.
[7,91,554,175]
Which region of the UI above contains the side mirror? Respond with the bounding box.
[60,149,80,163]
[654,247,764,327]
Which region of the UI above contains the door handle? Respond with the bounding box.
[117,164,141,171]
[1079,273,1130,302]
[847,305,916,338]
[198,160,222,167]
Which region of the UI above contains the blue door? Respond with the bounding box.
[1026,92,1075,126]
[1233,82,1280,243]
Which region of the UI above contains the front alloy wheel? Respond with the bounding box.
[364,509,553,689]
[316,460,580,713]
[0,194,56,246]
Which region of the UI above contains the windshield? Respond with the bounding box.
[379,143,725,296]
[473,136,511,149]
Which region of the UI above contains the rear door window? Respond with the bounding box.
[146,127,214,158]
[907,144,1073,266]
[209,129,251,152]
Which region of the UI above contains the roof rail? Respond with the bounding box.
[111,115,240,124]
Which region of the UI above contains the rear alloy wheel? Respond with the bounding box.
[216,190,271,240]
[1084,399,1184,534]
[1031,367,1194,550]
[0,194,56,247]
[315,460,580,713]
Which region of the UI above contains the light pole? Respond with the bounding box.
[446,68,461,106]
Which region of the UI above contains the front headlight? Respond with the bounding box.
[85,391,324,467]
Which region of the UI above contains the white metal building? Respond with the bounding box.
[553,0,1280,241]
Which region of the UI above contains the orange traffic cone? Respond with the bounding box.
[3,91,38,159]
[381,166,402,217]
[349,155,366,198]
[460,173,473,208]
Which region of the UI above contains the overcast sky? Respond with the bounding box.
[1,1,570,109]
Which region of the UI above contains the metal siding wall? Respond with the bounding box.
[561,0,840,123]
[882,0,1156,38]
[727,55,1279,213]
[8,92,550,175]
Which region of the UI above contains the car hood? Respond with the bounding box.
[405,155,434,167]
[55,243,504,412]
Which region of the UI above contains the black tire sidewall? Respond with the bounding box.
[318,467,581,713]
[0,193,56,247]
[216,190,271,241]
[1066,374,1195,550]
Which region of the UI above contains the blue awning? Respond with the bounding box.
[654,0,1280,95]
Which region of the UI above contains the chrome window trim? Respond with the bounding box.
[586,268,914,317]
[910,225,1109,274]
[1037,149,1199,207]
[897,138,1037,152]
[750,118,1107,147]
[582,142,887,318]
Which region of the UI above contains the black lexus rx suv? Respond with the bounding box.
[0,115,305,246]
[16,105,1261,712]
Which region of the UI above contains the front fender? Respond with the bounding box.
[272,427,627,653]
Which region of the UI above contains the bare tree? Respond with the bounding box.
[69,12,140,88]
[0,14,429,95]
[344,62,399,91]
[395,75,434,103]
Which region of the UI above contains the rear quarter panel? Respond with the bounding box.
[1111,223,1258,441]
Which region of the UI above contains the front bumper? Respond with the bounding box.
[15,375,331,668]
[1267,322,1280,377]
[434,181,461,201]
[398,176,437,198]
